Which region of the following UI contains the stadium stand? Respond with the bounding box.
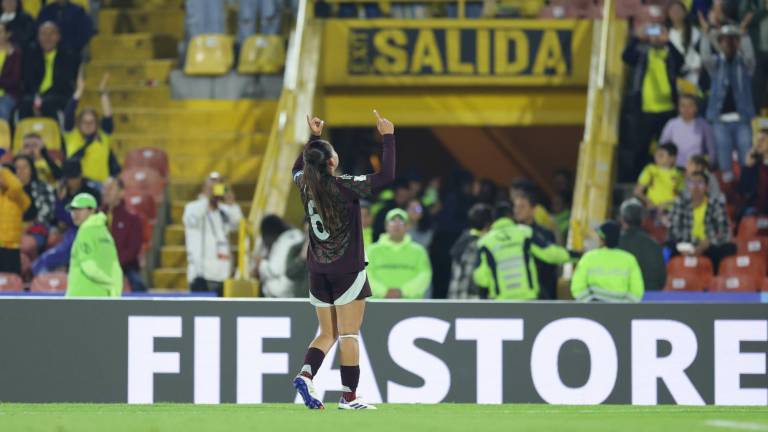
[30,272,68,293]
[664,255,714,292]
[184,34,235,76]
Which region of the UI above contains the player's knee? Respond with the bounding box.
[338,333,359,345]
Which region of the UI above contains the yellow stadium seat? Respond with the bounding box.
[13,117,62,154]
[238,34,286,74]
[184,34,234,76]
[0,119,10,153]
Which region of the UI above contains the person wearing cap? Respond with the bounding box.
[0,166,30,275]
[66,192,123,297]
[699,14,757,181]
[183,179,242,296]
[367,208,432,299]
[571,221,644,303]
[53,158,100,228]
[618,199,667,291]
[473,202,579,301]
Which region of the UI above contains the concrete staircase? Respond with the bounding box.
[87,0,275,290]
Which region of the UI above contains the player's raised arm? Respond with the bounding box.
[369,109,396,190]
[294,115,326,179]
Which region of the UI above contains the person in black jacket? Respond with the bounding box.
[0,0,35,49]
[739,128,768,216]
[622,24,685,180]
[19,21,78,119]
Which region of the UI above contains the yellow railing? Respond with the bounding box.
[234,0,321,288]
[568,0,627,251]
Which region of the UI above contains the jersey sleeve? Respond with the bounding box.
[637,165,652,186]
[335,134,396,198]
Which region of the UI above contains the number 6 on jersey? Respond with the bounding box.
[307,200,330,240]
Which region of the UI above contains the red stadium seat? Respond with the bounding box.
[664,255,714,292]
[124,191,158,223]
[712,255,765,292]
[738,216,768,241]
[124,147,169,179]
[0,273,23,292]
[121,167,166,204]
[710,275,761,293]
[737,236,768,269]
[30,272,68,293]
[641,217,667,244]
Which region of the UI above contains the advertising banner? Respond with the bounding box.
[0,299,765,405]
[322,20,593,86]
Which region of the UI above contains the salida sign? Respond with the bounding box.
[128,315,768,406]
[322,20,593,86]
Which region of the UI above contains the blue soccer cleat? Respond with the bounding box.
[293,375,325,410]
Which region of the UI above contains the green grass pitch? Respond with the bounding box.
[0,404,766,432]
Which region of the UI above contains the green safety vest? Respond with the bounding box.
[570,247,644,303]
[473,218,573,300]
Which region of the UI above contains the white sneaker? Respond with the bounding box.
[338,396,377,410]
[293,375,324,409]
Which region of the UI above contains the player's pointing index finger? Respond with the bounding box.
[373,109,382,120]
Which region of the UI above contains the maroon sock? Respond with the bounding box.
[301,347,326,378]
[340,365,360,402]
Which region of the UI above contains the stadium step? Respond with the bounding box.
[111,104,275,134]
[103,0,185,10]
[81,85,172,109]
[98,8,184,38]
[112,132,268,157]
[90,33,177,62]
[164,224,185,246]
[161,245,187,268]
[170,200,250,224]
[152,267,187,290]
[167,154,262,183]
[85,60,176,84]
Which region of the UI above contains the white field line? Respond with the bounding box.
[705,420,768,431]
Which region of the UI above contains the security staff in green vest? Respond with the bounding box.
[571,221,644,303]
[473,202,579,300]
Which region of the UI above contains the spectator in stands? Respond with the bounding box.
[238,0,283,42]
[1,0,34,49]
[618,199,666,292]
[31,225,75,275]
[668,171,735,271]
[510,178,558,236]
[361,200,373,249]
[447,203,493,299]
[660,95,715,168]
[13,154,55,251]
[258,214,304,298]
[391,2,430,20]
[513,189,559,300]
[552,169,573,239]
[368,209,432,299]
[622,23,684,178]
[337,2,382,18]
[102,177,146,292]
[372,178,410,242]
[285,222,310,299]
[53,159,101,228]
[64,74,119,183]
[446,1,483,18]
[472,178,498,206]
[66,192,122,297]
[687,154,723,201]
[37,0,94,58]
[738,127,768,215]
[20,21,78,119]
[406,198,433,249]
[0,21,20,122]
[668,1,703,86]
[634,143,684,210]
[571,221,644,303]
[17,132,62,186]
[700,16,756,181]
[0,166,29,274]
[184,181,242,296]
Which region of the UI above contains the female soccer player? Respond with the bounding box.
[291,110,395,410]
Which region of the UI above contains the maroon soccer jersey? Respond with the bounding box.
[292,134,396,274]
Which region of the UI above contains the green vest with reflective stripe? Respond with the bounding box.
[473,218,572,300]
[570,247,644,303]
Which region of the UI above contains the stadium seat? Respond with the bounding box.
[0,118,10,152]
[238,34,286,75]
[121,167,166,204]
[13,117,61,154]
[664,255,713,292]
[710,275,761,293]
[124,191,158,223]
[184,34,234,76]
[641,217,667,244]
[0,273,23,292]
[124,147,169,179]
[714,255,765,292]
[737,236,768,266]
[738,216,768,241]
[30,272,68,293]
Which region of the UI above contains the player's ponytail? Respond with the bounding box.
[302,140,341,230]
